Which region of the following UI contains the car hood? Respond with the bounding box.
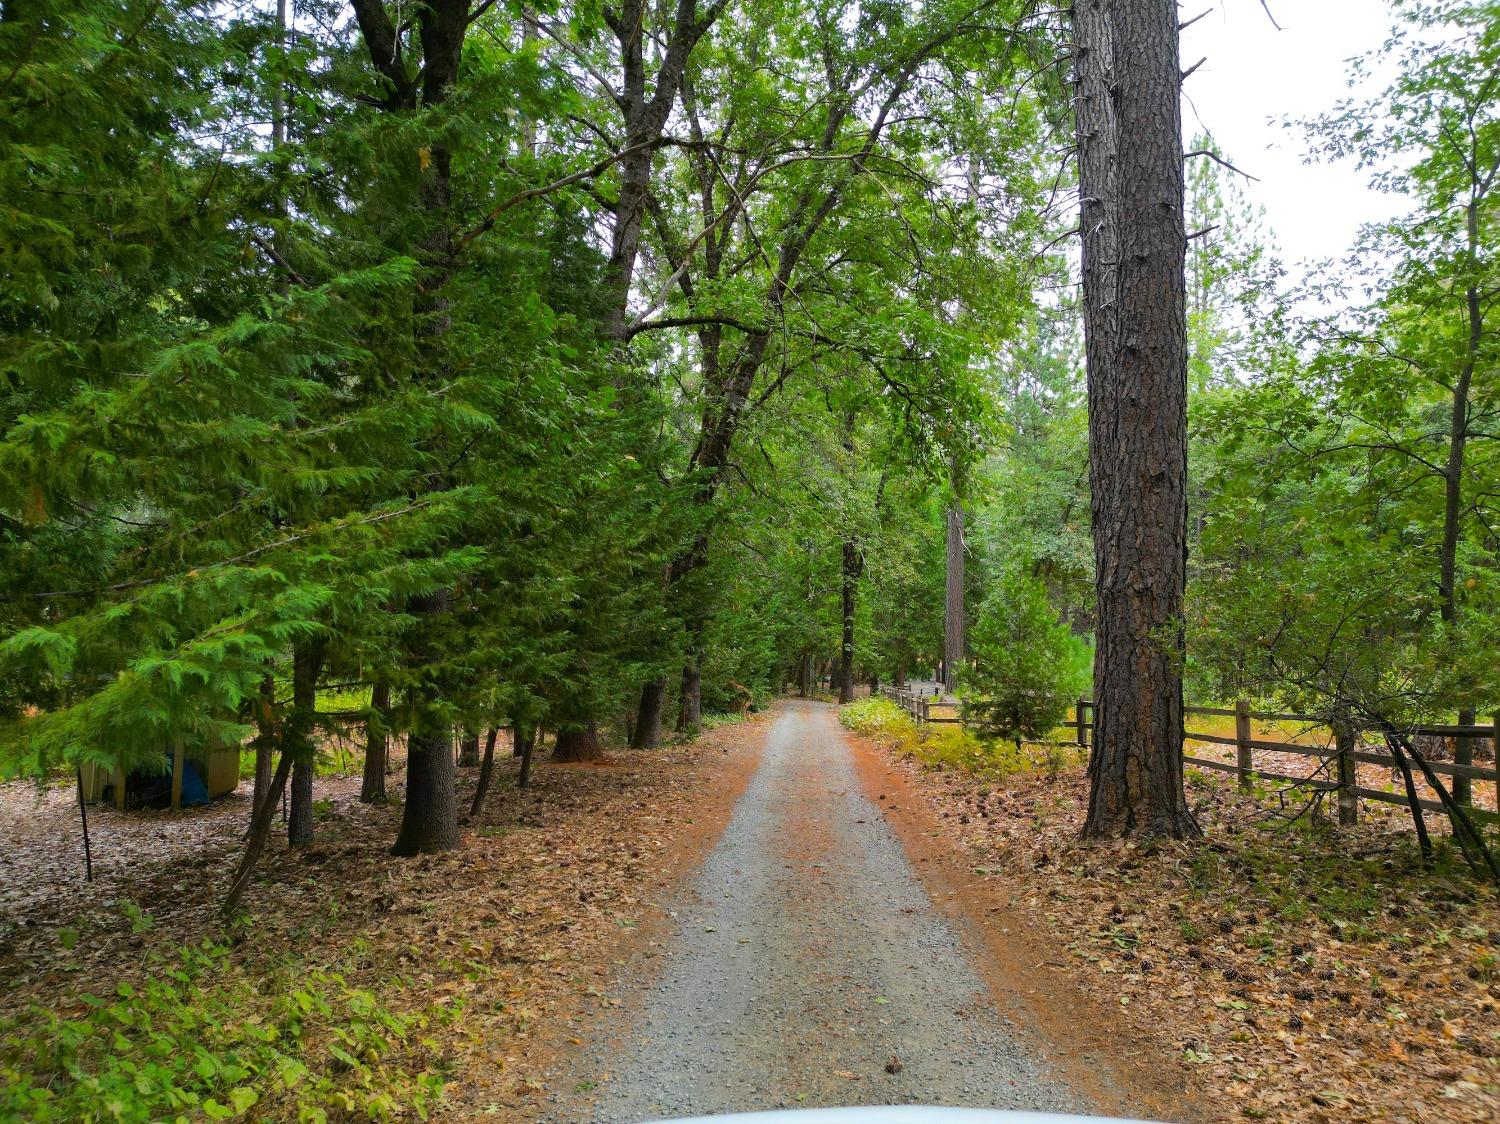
[645,1109,1154,1123]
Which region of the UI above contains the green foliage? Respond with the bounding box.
[0,941,446,1123]
[838,695,915,739]
[0,0,677,785]
[7,0,1490,909]
[0,0,1063,790]
[1186,0,1500,724]
[962,568,1091,746]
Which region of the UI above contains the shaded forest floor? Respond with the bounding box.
[849,713,1500,1123]
[0,716,765,1121]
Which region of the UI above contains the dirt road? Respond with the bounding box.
[551,701,1100,1122]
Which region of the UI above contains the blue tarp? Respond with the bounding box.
[179,758,208,806]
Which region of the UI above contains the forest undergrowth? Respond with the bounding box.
[0,716,764,1122]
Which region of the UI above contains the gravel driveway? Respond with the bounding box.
[555,701,1093,1123]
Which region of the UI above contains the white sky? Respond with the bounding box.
[1179,0,1403,269]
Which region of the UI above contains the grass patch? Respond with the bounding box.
[700,710,753,731]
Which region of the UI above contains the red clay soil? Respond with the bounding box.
[846,729,1207,1124]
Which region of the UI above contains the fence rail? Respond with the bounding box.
[881,685,960,724]
[876,686,1499,824]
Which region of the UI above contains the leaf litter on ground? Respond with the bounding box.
[861,720,1500,1124]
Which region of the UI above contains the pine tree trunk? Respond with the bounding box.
[676,661,702,736]
[348,0,469,855]
[518,725,538,787]
[253,741,273,817]
[251,672,275,819]
[553,722,606,762]
[287,639,322,848]
[632,677,668,748]
[467,727,499,820]
[223,745,295,915]
[289,758,313,847]
[360,678,389,803]
[1073,0,1198,839]
[458,729,480,767]
[943,501,964,691]
[392,591,460,855]
[393,724,460,854]
[840,538,859,704]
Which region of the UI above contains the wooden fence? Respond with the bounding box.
[878,686,1499,825]
[881,684,954,725]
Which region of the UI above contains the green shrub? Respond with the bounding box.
[840,695,1063,779]
[962,568,1091,748]
[908,725,1034,778]
[838,695,913,738]
[0,941,446,1122]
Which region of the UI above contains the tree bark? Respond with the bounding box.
[392,590,461,855]
[632,676,668,748]
[943,501,964,692]
[1455,707,1476,806]
[676,660,702,735]
[287,639,322,848]
[458,729,480,767]
[223,745,295,915]
[467,727,500,820]
[840,538,861,704]
[553,722,606,762]
[289,757,314,847]
[600,0,721,342]
[1442,195,1483,806]
[360,678,389,803]
[1073,0,1198,839]
[251,671,275,819]
[518,724,538,787]
[393,721,459,854]
[1439,196,1480,632]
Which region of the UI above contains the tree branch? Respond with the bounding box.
[1184,148,1259,182]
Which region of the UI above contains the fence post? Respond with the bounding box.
[1234,699,1252,791]
[1335,723,1358,826]
[921,696,929,723]
[1493,714,1499,816]
[1076,698,1088,749]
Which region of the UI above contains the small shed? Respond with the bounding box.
[79,744,240,810]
